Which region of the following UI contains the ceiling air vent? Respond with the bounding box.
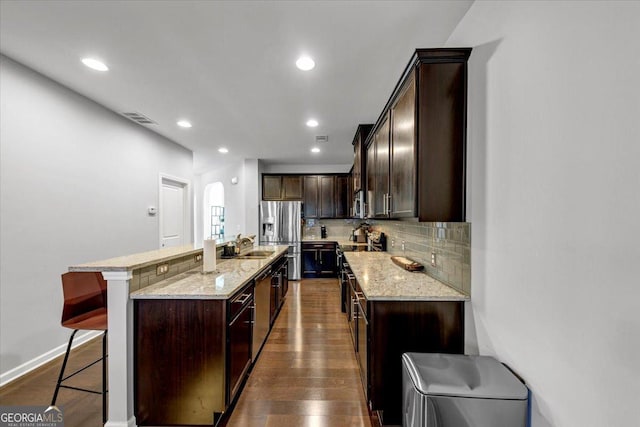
[121,112,157,125]
[315,135,329,144]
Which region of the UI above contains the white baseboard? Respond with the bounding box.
[105,415,137,427]
[0,330,102,387]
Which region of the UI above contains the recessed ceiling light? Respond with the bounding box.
[177,120,192,128]
[306,119,319,127]
[81,57,108,71]
[218,147,229,154]
[296,56,315,71]
[311,147,321,153]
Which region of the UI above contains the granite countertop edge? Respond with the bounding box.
[69,237,238,272]
[344,252,469,302]
[130,246,289,300]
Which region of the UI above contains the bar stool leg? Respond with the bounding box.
[51,329,78,406]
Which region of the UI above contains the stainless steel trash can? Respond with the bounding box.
[402,353,529,427]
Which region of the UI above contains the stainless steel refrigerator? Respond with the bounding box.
[259,201,302,280]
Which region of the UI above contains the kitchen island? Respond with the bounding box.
[68,243,288,427]
[343,251,468,426]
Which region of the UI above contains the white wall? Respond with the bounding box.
[195,159,247,245]
[447,2,640,426]
[0,56,194,378]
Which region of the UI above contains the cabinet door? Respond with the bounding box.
[227,302,253,404]
[366,141,376,218]
[390,72,416,217]
[270,274,279,325]
[417,61,467,222]
[374,114,390,217]
[319,176,336,218]
[302,249,318,275]
[262,175,282,200]
[318,248,337,275]
[335,175,351,218]
[303,176,319,218]
[282,176,303,200]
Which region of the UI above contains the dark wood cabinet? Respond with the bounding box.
[303,175,319,218]
[282,176,303,200]
[263,174,351,219]
[367,113,390,218]
[346,277,464,426]
[363,48,471,222]
[335,174,351,218]
[302,242,337,278]
[262,175,303,201]
[300,174,351,219]
[390,71,416,217]
[262,175,283,200]
[227,289,254,402]
[352,124,374,194]
[319,175,336,218]
[416,57,468,221]
[270,257,288,325]
[135,281,255,426]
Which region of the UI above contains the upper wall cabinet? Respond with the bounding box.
[352,124,373,194]
[262,175,303,200]
[303,174,351,219]
[263,174,351,219]
[364,48,471,222]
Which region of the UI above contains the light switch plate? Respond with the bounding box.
[195,254,203,262]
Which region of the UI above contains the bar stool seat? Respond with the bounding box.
[62,308,107,330]
[52,272,108,423]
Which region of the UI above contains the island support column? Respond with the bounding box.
[102,271,137,427]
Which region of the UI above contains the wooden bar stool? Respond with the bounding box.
[51,272,108,423]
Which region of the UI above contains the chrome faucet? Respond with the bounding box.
[235,234,256,249]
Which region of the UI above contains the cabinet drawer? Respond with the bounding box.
[302,242,335,250]
[228,285,254,320]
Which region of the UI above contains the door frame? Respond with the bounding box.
[159,173,192,248]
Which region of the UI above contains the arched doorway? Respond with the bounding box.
[203,182,224,240]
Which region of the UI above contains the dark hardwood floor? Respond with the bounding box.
[0,278,371,427]
[0,333,104,426]
[227,279,371,427]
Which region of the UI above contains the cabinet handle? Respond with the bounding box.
[352,298,359,321]
[233,293,252,305]
[386,194,392,215]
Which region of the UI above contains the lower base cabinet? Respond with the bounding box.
[135,282,255,426]
[302,242,337,278]
[348,277,465,425]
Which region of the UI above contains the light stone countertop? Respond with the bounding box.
[344,252,469,301]
[130,245,289,300]
[69,237,238,272]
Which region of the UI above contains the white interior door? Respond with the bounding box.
[160,177,187,248]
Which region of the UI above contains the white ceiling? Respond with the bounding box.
[0,0,473,173]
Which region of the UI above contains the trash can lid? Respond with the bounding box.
[402,353,528,400]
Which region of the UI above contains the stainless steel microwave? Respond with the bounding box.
[353,190,365,219]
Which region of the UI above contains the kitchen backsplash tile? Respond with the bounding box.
[131,252,204,292]
[371,221,471,295]
[307,218,471,295]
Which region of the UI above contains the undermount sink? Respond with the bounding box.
[235,250,275,259]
